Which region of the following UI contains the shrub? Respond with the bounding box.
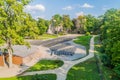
[114,64,120,78]
[85,32,90,36]
[58,31,66,35]
[100,45,105,53]
[101,54,111,67]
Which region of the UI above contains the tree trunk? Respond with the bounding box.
[7,39,13,68]
[8,48,12,68]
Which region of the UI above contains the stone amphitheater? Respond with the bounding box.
[29,35,86,61]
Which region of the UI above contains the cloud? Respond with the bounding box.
[34,15,45,20]
[81,3,94,8]
[35,15,45,19]
[102,6,109,11]
[75,11,84,17]
[62,6,73,10]
[25,4,45,12]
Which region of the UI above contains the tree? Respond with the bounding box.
[22,14,39,39]
[45,20,50,32]
[37,18,49,35]
[52,14,63,34]
[72,18,80,33]
[0,0,32,67]
[62,15,73,33]
[77,15,86,33]
[100,9,120,79]
[85,15,94,33]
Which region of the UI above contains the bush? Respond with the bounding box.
[58,31,66,35]
[100,46,105,53]
[85,32,90,36]
[101,54,111,67]
[114,64,120,78]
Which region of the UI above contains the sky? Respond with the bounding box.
[24,0,120,20]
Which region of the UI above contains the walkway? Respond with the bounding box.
[21,36,95,80]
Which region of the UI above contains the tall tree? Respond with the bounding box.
[77,15,86,33]
[22,14,39,39]
[37,18,49,35]
[85,15,96,33]
[100,9,120,78]
[0,0,32,67]
[52,14,63,34]
[62,15,73,33]
[72,18,80,33]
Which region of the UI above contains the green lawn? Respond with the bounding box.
[66,58,100,80]
[39,34,58,40]
[74,35,92,54]
[27,59,64,72]
[0,74,56,80]
[94,36,115,80]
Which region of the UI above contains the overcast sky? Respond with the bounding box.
[24,0,120,20]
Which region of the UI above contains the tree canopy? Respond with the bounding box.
[62,15,73,33]
[99,9,120,78]
[37,18,49,35]
[0,0,38,67]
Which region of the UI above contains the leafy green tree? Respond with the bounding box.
[93,16,103,34]
[100,8,118,40]
[0,0,32,67]
[111,41,120,66]
[62,15,73,33]
[72,16,85,34]
[22,14,39,39]
[45,20,50,31]
[85,15,94,32]
[114,64,120,78]
[37,18,49,35]
[77,15,86,33]
[52,14,63,34]
[100,9,120,78]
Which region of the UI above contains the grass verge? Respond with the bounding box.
[39,34,58,40]
[66,57,100,80]
[0,74,56,80]
[74,35,92,54]
[27,59,64,72]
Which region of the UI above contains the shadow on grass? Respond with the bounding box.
[26,59,64,72]
[66,58,100,80]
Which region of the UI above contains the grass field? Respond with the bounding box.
[0,74,56,80]
[74,35,92,54]
[39,34,58,40]
[27,59,64,72]
[66,57,100,80]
